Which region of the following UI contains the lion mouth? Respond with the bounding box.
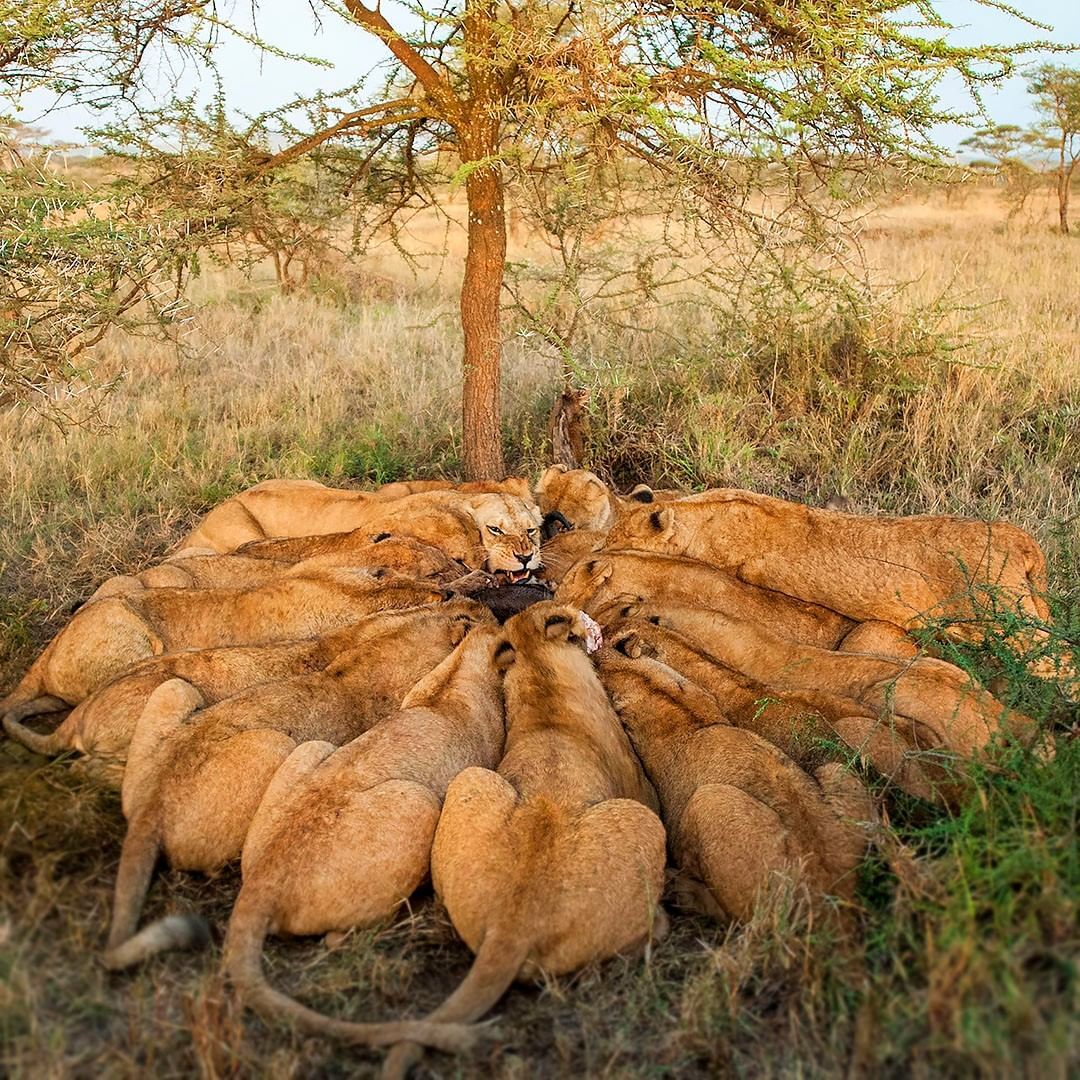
[494,568,533,585]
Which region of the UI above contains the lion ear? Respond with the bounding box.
[449,613,476,645]
[493,639,517,670]
[646,506,675,537]
[543,613,574,641]
[613,632,643,659]
[628,484,655,504]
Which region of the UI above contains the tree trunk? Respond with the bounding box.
[460,158,507,479]
[1059,137,1070,235]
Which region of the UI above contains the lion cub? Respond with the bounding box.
[1,569,443,726]
[4,601,482,784]
[102,603,491,971]
[86,534,473,603]
[381,602,666,1076]
[623,602,1038,762]
[600,617,942,802]
[222,621,506,1043]
[556,550,853,648]
[596,647,872,922]
[606,494,1068,681]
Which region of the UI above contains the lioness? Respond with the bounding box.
[223,622,506,1042]
[1,569,446,726]
[381,602,666,1077]
[229,494,543,585]
[374,477,531,500]
[599,617,942,801]
[556,551,853,648]
[605,494,1062,666]
[621,602,1037,761]
[4,601,485,784]
[179,482,543,568]
[535,465,644,532]
[85,534,475,603]
[104,605,492,971]
[597,647,872,921]
[536,528,607,585]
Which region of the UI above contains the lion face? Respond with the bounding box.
[466,494,544,582]
[536,466,618,532]
[603,504,677,551]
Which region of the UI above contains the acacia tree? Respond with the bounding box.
[5,0,1050,475]
[1028,64,1080,233]
[959,123,1043,218]
[315,0,1046,476]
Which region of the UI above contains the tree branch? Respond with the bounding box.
[343,0,461,120]
[255,98,429,172]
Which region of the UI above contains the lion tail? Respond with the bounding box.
[1,640,70,743]
[222,887,481,1054]
[2,700,79,756]
[381,929,530,1079]
[102,817,209,971]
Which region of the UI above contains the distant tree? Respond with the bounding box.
[959,123,1043,218]
[1027,64,1080,233]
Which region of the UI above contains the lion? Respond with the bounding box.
[596,646,872,922]
[3,601,485,784]
[179,481,542,565]
[221,621,506,1045]
[84,534,480,604]
[178,479,378,552]
[556,550,853,648]
[534,466,630,532]
[380,602,667,1078]
[617,601,1037,762]
[599,617,943,802]
[374,477,531,500]
[604,494,1066,673]
[0,569,448,728]
[536,528,607,585]
[229,494,543,585]
[102,604,494,972]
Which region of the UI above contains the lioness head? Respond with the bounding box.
[465,494,544,583]
[536,465,619,533]
[603,504,677,551]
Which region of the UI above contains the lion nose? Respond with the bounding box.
[517,552,532,568]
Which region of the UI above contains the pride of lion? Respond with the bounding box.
[2,465,1066,1073]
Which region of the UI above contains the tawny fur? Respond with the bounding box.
[86,534,475,603]
[600,617,944,801]
[557,550,853,648]
[5,601,484,783]
[103,604,492,970]
[1,570,446,724]
[596,648,873,921]
[535,466,625,532]
[605,493,1065,673]
[621,602,1037,762]
[229,494,542,584]
[536,528,607,585]
[381,602,667,1078]
[180,486,542,573]
[374,477,531,500]
[222,622,506,1044]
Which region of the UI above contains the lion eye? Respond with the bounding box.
[488,525,503,536]
[527,528,539,537]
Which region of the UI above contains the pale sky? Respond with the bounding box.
[21,0,1080,154]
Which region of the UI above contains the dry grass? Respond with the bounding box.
[1,182,1078,1078]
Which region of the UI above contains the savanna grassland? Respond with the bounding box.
[1,179,1077,1078]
